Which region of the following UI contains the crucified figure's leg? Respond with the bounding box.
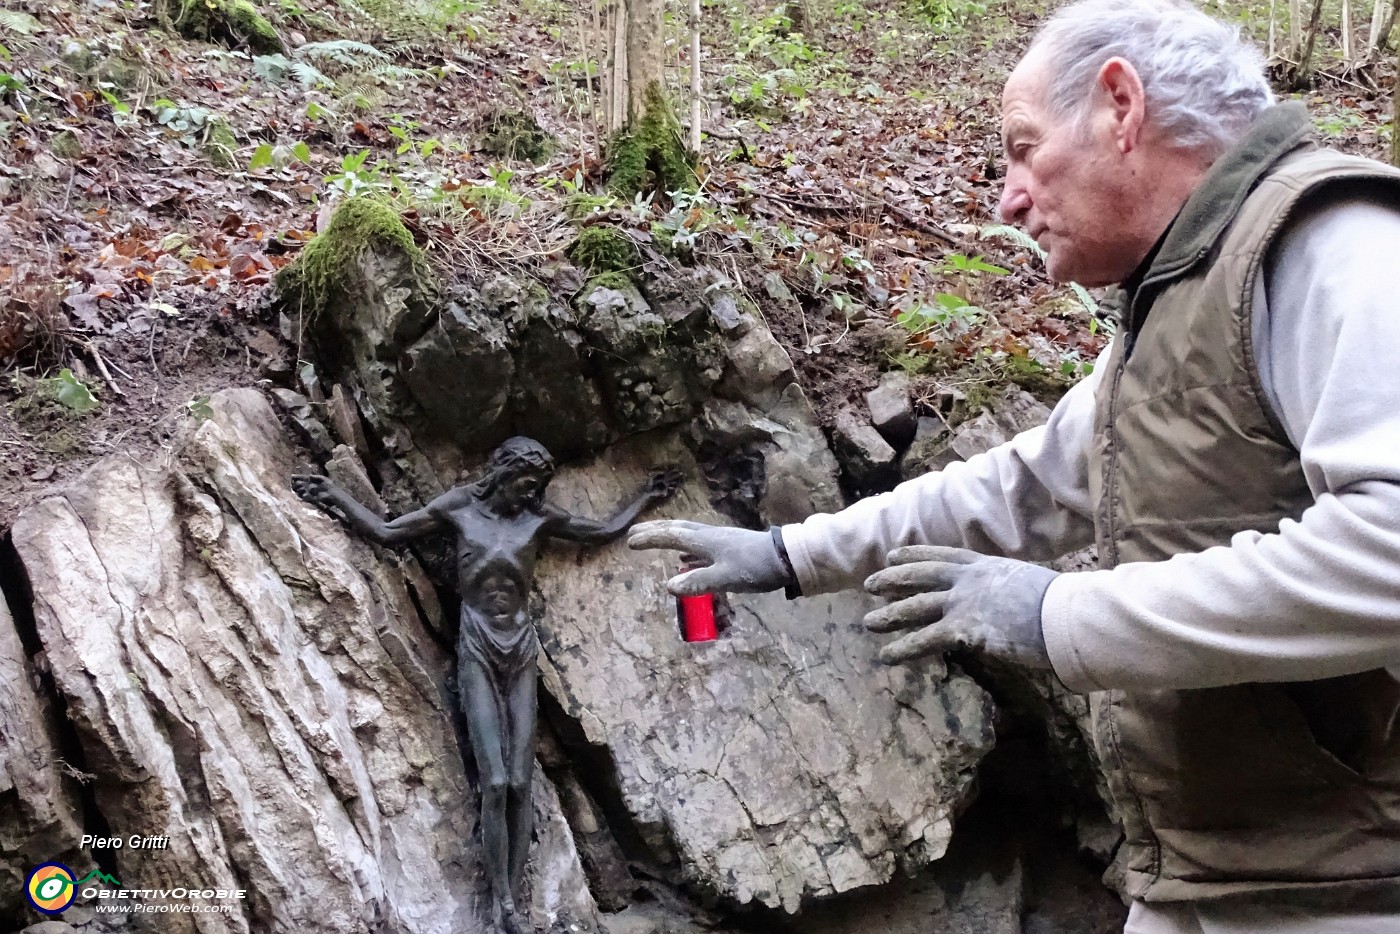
[504,665,538,904]
[459,654,516,931]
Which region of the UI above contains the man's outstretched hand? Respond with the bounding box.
[627,520,794,595]
[863,546,1058,668]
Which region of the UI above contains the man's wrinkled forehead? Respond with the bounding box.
[1000,53,1051,146]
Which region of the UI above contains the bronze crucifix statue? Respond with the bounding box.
[293,438,680,933]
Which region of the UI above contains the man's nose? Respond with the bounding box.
[998,173,1031,223]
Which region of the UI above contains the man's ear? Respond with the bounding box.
[1096,56,1146,154]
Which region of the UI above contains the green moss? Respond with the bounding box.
[203,121,237,168]
[50,130,83,160]
[8,376,90,455]
[275,197,436,322]
[96,55,145,91]
[568,225,638,274]
[585,271,635,292]
[481,110,555,163]
[1002,350,1072,402]
[166,0,283,54]
[606,82,696,199]
[228,0,283,53]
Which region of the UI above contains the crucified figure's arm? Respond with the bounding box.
[292,474,449,546]
[544,468,683,546]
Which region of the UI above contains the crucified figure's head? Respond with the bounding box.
[472,437,556,515]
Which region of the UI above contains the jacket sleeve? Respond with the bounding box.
[780,356,1104,596]
[1042,195,1400,692]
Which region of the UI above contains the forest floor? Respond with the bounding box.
[0,0,1394,527]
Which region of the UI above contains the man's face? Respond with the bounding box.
[997,55,1148,288]
[502,469,548,512]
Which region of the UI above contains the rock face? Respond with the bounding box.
[0,586,84,922]
[902,386,1115,871]
[310,259,727,465]
[533,434,996,912]
[276,226,1000,916]
[2,390,597,933]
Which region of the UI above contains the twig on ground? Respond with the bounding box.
[81,340,126,397]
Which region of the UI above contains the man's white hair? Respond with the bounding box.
[1028,0,1274,157]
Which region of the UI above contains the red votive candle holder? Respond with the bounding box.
[677,593,718,643]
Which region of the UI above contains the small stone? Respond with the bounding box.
[865,371,915,449]
[900,416,954,480]
[30,465,56,481]
[327,384,367,454]
[718,326,794,403]
[708,291,746,335]
[831,409,898,493]
[21,920,78,934]
[948,411,1010,461]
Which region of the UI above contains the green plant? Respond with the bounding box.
[40,369,99,414]
[324,149,390,197]
[249,140,311,170]
[187,395,214,421]
[150,99,229,148]
[941,252,1008,277]
[907,0,987,35]
[96,85,138,128]
[896,292,985,337]
[387,113,444,159]
[1314,108,1365,137]
[0,9,42,56]
[253,53,332,88]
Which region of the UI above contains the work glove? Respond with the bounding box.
[627,520,796,596]
[863,545,1057,668]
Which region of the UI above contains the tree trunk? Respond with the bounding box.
[605,0,695,196]
[1342,0,1355,63]
[688,0,701,153]
[1289,0,1302,55]
[625,0,664,122]
[1289,0,1327,88]
[1393,42,1400,166]
[1368,0,1388,52]
[1379,0,1400,53]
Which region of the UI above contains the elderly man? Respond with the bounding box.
[630,0,1400,931]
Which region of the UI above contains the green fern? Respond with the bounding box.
[295,39,388,68]
[0,10,42,36]
[291,60,333,88]
[0,9,40,53]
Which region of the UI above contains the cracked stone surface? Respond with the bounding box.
[532,433,996,913]
[3,389,597,933]
[0,586,85,921]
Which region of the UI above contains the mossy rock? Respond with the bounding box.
[567,226,638,275]
[97,55,146,91]
[203,121,237,168]
[59,40,99,71]
[275,197,437,331]
[162,0,284,54]
[480,109,555,163]
[51,130,83,160]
